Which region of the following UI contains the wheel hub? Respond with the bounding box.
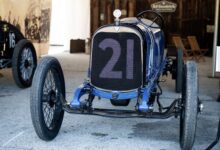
[24,59,32,68]
[48,90,56,107]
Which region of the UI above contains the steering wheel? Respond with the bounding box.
[136,10,164,29]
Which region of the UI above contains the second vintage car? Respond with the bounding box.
[0,21,37,88]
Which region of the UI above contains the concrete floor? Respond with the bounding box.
[0,52,219,150]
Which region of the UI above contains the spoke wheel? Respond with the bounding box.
[30,57,65,141]
[12,39,37,88]
[179,61,198,150]
[137,10,164,29]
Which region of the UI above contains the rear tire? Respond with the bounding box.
[12,39,37,88]
[179,61,198,150]
[175,48,183,93]
[30,57,65,141]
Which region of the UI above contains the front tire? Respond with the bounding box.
[12,39,37,88]
[179,61,198,150]
[30,57,65,141]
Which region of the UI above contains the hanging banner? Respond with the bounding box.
[151,0,177,13]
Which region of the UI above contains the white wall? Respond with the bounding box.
[49,0,90,52]
[213,0,220,76]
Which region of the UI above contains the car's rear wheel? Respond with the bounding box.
[175,48,183,93]
[30,57,65,141]
[12,39,37,88]
[110,99,130,106]
[179,61,198,150]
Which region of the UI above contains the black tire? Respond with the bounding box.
[179,61,198,150]
[30,57,65,141]
[110,99,130,106]
[176,48,183,93]
[12,39,37,88]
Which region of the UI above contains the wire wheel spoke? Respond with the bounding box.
[43,103,55,128]
[42,69,59,129]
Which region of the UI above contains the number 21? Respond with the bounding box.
[99,38,134,79]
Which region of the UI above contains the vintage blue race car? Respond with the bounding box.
[30,10,202,150]
[0,21,37,88]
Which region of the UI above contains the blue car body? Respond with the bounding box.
[70,17,166,112]
[29,10,199,150]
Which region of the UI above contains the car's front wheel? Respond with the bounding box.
[179,61,198,150]
[30,57,65,141]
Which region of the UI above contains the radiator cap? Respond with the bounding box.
[113,9,122,19]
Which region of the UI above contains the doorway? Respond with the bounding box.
[49,0,90,54]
